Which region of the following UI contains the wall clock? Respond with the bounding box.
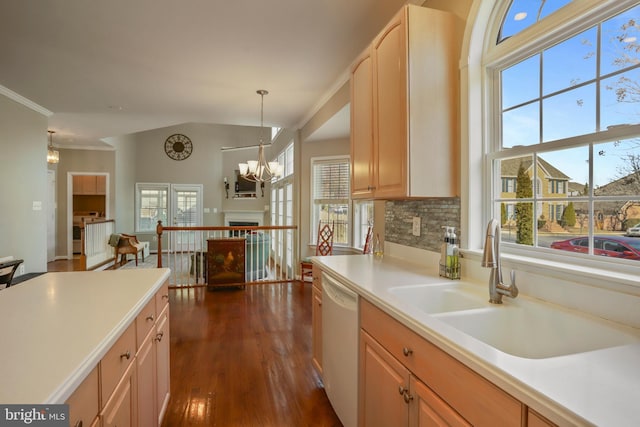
[164,134,193,161]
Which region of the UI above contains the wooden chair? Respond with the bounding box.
[0,259,24,290]
[301,221,334,281]
[362,226,373,254]
[114,234,145,266]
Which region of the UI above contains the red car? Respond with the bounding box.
[550,236,640,260]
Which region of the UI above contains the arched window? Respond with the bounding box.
[486,0,640,265]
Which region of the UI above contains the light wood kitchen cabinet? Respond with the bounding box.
[66,365,100,427]
[73,175,106,195]
[350,5,461,199]
[155,305,171,424]
[311,265,323,375]
[360,329,469,427]
[137,280,171,427]
[351,48,375,199]
[360,298,522,426]
[102,361,137,427]
[360,329,410,426]
[528,409,557,427]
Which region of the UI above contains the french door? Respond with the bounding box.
[170,184,203,252]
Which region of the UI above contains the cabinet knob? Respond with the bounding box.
[162,294,169,300]
[403,391,414,404]
[74,421,83,427]
[120,350,131,360]
[402,347,413,357]
[155,331,164,342]
[398,386,406,395]
[146,315,155,322]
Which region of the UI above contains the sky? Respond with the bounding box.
[499,1,640,189]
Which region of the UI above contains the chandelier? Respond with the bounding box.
[238,90,282,182]
[47,130,59,164]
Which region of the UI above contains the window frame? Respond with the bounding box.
[482,0,640,274]
[135,182,170,233]
[309,155,351,247]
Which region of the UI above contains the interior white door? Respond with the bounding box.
[47,170,56,262]
[170,184,203,251]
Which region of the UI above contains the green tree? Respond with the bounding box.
[515,162,533,245]
[561,202,576,227]
[501,203,507,226]
[582,182,589,196]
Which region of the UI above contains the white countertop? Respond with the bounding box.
[0,269,170,404]
[314,254,640,427]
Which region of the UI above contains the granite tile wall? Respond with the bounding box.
[385,198,461,252]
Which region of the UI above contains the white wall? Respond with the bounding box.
[0,93,49,273]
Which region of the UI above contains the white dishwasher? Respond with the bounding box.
[322,272,359,427]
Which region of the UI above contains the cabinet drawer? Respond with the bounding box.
[360,298,522,426]
[155,280,170,313]
[101,321,136,404]
[66,365,99,427]
[136,297,157,350]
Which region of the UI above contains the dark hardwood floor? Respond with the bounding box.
[163,283,341,426]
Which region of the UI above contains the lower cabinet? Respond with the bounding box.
[360,329,469,427]
[359,298,523,427]
[311,265,323,375]
[102,362,137,427]
[155,305,171,424]
[66,281,170,427]
[66,366,100,427]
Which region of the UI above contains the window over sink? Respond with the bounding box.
[485,0,640,270]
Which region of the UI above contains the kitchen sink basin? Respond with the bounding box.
[433,302,640,359]
[388,283,488,314]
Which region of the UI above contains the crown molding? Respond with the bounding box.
[0,85,53,117]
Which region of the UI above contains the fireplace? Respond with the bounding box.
[224,211,264,226]
[224,211,265,237]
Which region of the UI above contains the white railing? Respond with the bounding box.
[155,222,298,288]
[83,219,115,270]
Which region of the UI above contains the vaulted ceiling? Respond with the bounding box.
[0,0,417,147]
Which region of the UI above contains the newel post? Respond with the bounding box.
[156,220,163,268]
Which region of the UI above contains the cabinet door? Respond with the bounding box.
[137,330,156,427]
[155,306,171,425]
[96,175,107,194]
[66,366,99,427]
[360,330,409,427]
[528,409,556,427]
[372,8,407,199]
[409,375,470,427]
[312,285,323,375]
[102,362,136,427]
[351,48,375,199]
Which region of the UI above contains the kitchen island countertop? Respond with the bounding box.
[0,268,170,404]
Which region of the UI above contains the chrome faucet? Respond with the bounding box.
[482,219,518,304]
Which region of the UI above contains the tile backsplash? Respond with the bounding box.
[385,199,461,252]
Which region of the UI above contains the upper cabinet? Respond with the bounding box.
[73,175,107,195]
[351,5,461,199]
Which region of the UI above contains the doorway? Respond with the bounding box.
[67,172,110,258]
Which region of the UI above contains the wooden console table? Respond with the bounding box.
[206,238,246,290]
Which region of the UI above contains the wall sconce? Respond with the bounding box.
[224,177,230,198]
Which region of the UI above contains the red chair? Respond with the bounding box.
[301,221,334,281]
[362,226,373,254]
